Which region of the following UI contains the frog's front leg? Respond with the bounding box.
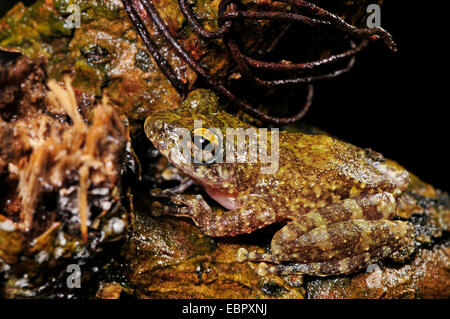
[238,193,415,276]
[165,194,277,237]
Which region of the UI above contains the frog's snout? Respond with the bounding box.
[144,117,166,152]
[144,116,167,145]
[144,116,160,137]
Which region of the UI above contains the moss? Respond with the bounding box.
[53,0,123,22]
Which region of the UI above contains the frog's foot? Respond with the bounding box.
[253,245,398,276]
[156,193,212,218]
[237,245,398,276]
[166,179,195,194]
[163,194,276,237]
[150,179,194,198]
[240,244,413,277]
[236,249,284,276]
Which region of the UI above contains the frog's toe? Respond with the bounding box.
[150,187,167,198]
[255,263,307,277]
[238,249,280,264]
[236,248,249,262]
[150,201,164,217]
[150,187,182,199]
[257,245,400,276]
[256,262,270,276]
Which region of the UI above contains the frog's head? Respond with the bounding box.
[145,89,250,188]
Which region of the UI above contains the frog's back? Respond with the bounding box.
[241,132,397,218]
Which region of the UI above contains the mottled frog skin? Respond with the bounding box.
[144,89,415,276]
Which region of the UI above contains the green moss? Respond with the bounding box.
[72,59,107,96]
[53,0,123,22]
[0,0,70,58]
[182,88,220,114]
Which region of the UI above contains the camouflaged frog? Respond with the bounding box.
[144,89,415,277]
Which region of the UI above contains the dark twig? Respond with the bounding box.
[244,40,368,73]
[122,0,188,95]
[177,0,232,38]
[279,0,397,52]
[137,0,313,124]
[121,0,396,124]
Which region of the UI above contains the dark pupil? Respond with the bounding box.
[193,135,211,150]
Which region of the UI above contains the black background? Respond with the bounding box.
[0,298,443,316]
[1,1,448,191]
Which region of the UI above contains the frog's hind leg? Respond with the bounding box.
[238,193,415,276]
[241,219,414,276]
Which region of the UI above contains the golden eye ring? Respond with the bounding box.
[189,128,222,164]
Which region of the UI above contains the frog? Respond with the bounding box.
[144,89,415,277]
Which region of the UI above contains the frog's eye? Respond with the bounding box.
[189,128,222,164]
[193,135,212,151]
[191,128,219,151]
